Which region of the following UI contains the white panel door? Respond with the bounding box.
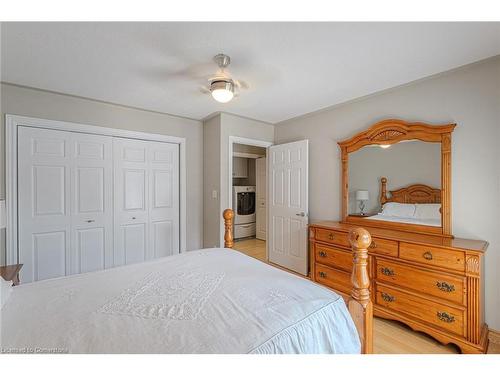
[113,138,149,266]
[256,157,267,241]
[113,138,179,265]
[148,141,180,259]
[18,127,72,283]
[268,140,309,275]
[70,133,113,273]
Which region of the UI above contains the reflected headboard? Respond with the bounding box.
[380,177,441,205]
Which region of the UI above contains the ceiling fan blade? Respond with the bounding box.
[234,79,250,90]
[199,86,211,94]
[165,62,216,81]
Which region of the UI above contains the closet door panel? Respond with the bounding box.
[152,220,174,258]
[148,141,179,259]
[33,231,67,281]
[122,223,147,264]
[76,227,105,273]
[18,127,72,283]
[113,138,150,266]
[71,133,113,273]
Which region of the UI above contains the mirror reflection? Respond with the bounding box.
[348,140,442,227]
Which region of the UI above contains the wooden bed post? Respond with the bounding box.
[380,177,388,205]
[348,227,373,354]
[223,209,234,249]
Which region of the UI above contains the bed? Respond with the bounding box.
[0,209,373,354]
[361,177,442,227]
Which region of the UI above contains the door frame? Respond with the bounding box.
[5,114,188,265]
[227,136,272,255]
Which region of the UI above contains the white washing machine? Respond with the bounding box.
[233,186,256,239]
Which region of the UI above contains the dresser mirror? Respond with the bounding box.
[338,119,456,237]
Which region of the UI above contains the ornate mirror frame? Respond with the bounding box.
[338,119,456,237]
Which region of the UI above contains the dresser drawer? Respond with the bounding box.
[376,284,465,336]
[400,242,465,272]
[315,244,352,272]
[369,237,398,257]
[315,264,351,295]
[315,228,350,247]
[376,259,465,305]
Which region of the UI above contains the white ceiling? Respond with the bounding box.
[1,22,499,123]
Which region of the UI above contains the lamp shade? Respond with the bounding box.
[0,200,5,229]
[355,190,369,201]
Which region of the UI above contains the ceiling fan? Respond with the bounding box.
[201,53,249,103]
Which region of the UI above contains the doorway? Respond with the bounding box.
[230,141,268,262]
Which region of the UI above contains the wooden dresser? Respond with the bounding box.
[309,221,489,353]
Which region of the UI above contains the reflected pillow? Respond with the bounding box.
[414,203,441,220]
[380,202,416,218]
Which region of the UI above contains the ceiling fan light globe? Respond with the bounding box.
[212,89,234,103]
[210,80,234,103]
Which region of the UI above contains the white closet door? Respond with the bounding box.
[113,138,150,266]
[148,141,180,259]
[18,127,72,283]
[70,133,113,273]
[113,138,180,265]
[256,157,267,240]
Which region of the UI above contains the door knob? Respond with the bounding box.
[296,212,306,217]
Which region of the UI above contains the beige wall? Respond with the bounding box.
[203,113,274,247]
[349,141,441,214]
[203,115,221,247]
[275,56,500,330]
[0,83,204,264]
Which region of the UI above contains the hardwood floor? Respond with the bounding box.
[232,238,500,354]
[233,238,267,262]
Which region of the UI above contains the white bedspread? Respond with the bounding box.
[367,214,441,227]
[0,249,359,354]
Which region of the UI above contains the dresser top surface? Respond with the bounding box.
[310,221,488,253]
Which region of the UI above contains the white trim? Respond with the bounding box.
[227,136,272,256]
[5,114,188,265]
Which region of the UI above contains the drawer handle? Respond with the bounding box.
[318,251,327,258]
[423,251,433,260]
[86,219,95,223]
[319,271,327,278]
[437,311,455,323]
[436,281,455,293]
[381,292,395,303]
[328,233,334,240]
[380,267,395,277]
[369,241,377,249]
